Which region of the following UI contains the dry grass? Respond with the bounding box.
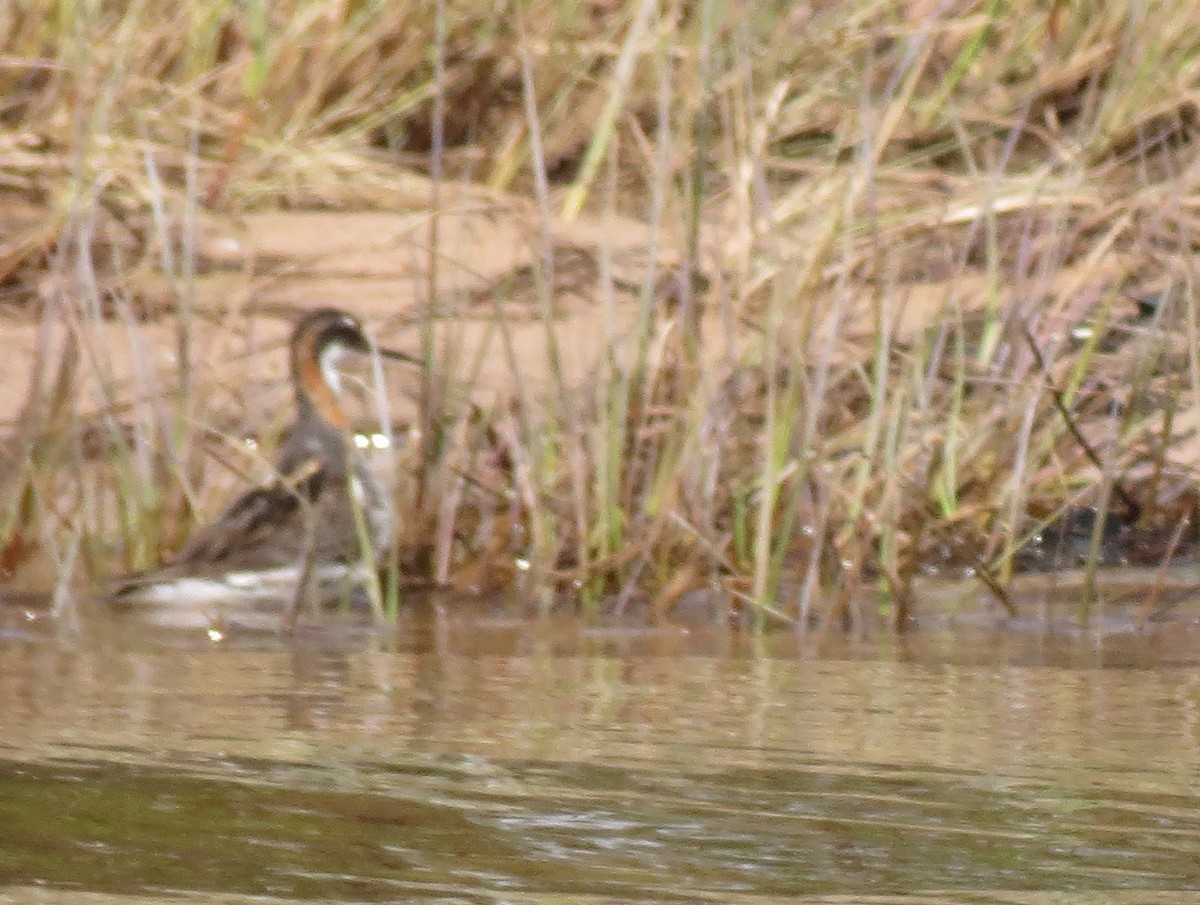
[3,0,1200,627]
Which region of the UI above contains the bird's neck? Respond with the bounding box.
[293,345,351,432]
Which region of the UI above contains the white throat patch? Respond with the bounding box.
[319,340,350,394]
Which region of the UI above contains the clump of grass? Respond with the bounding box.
[3,0,1200,629]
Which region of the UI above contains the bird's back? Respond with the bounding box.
[113,417,389,599]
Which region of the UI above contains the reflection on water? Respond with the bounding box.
[1,594,1200,902]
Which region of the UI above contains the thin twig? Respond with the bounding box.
[1021,323,1140,517]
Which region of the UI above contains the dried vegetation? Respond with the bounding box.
[3,0,1200,626]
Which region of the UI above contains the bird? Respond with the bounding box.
[110,308,406,628]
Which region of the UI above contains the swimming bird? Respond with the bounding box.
[111,308,404,626]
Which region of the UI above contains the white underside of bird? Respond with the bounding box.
[111,561,373,629]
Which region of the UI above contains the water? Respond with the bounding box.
[2,593,1200,903]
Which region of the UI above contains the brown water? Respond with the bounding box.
[2,592,1200,904]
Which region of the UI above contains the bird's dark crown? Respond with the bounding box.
[293,308,371,364]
